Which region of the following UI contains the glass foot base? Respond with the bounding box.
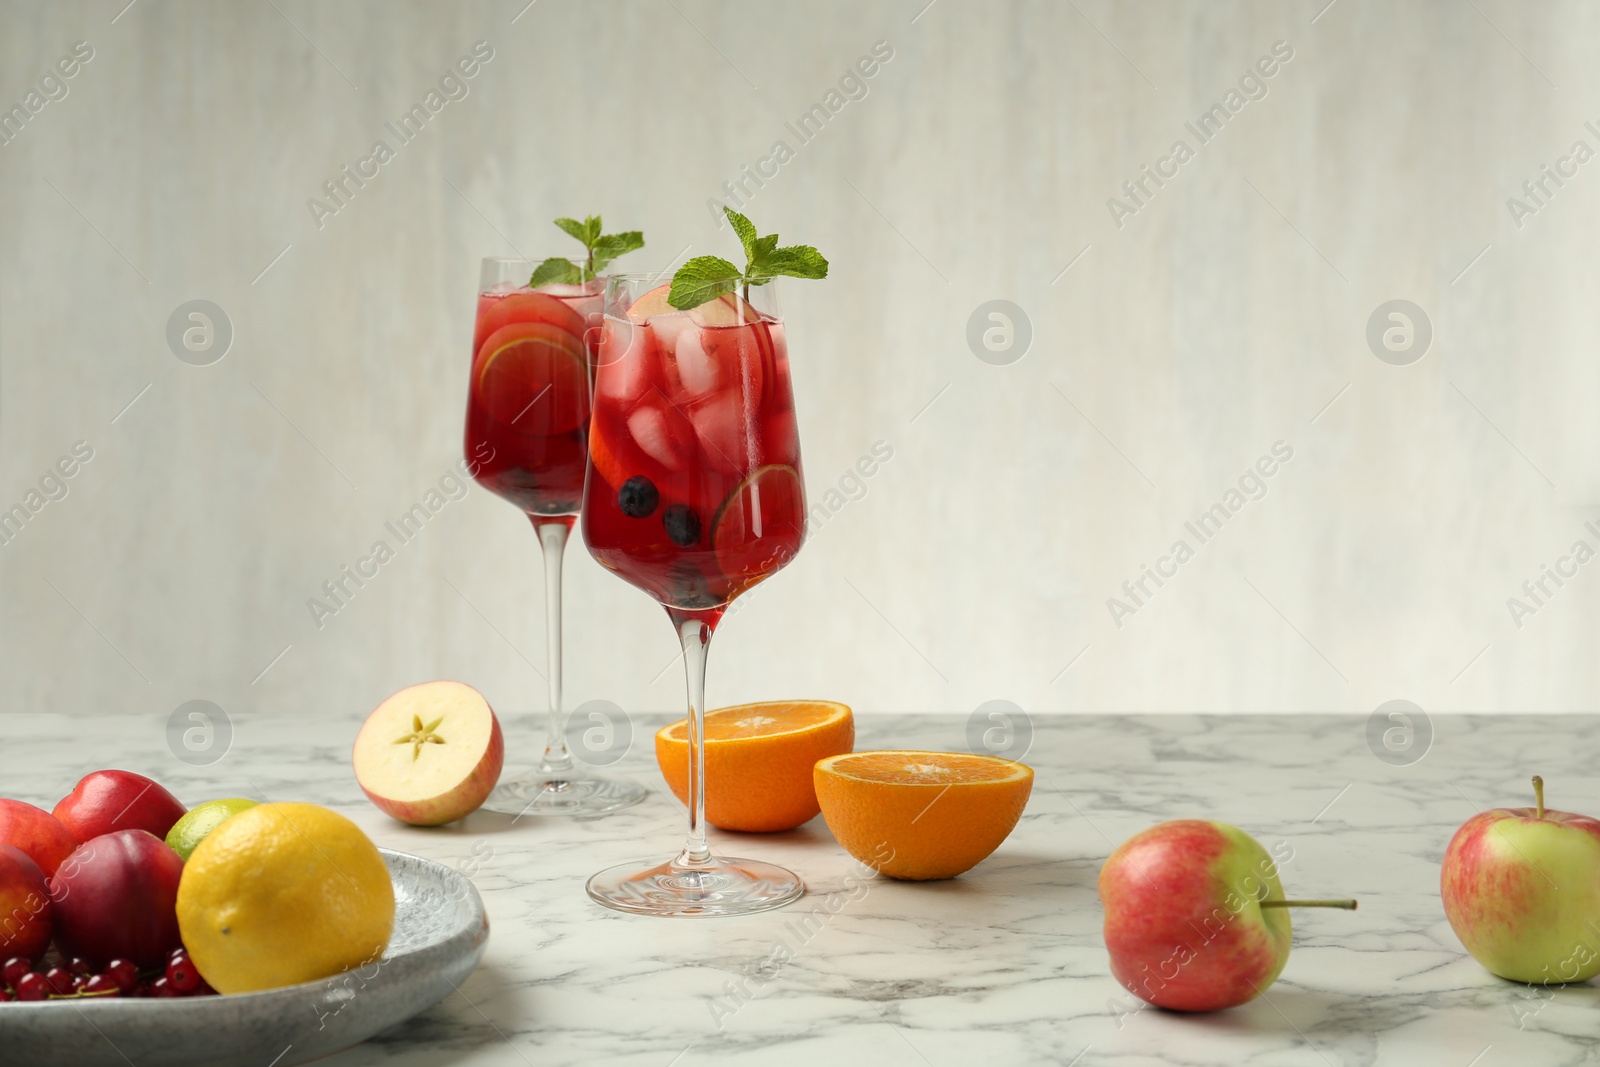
[586,855,805,917]
[480,770,648,818]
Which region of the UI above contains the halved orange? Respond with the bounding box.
[814,751,1033,880]
[475,322,588,433]
[655,700,853,832]
[711,464,805,585]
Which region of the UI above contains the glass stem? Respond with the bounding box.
[534,518,574,779]
[670,610,716,868]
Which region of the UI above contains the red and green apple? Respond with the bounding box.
[1442,775,1600,983]
[1099,819,1356,1011]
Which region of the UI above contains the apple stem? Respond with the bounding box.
[1259,899,1358,910]
[1534,774,1545,820]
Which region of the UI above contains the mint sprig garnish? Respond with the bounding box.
[668,207,828,310]
[529,215,644,288]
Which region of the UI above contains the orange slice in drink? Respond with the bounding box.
[710,463,805,584]
[655,700,854,832]
[474,291,587,356]
[586,407,631,491]
[814,751,1033,880]
[475,322,588,433]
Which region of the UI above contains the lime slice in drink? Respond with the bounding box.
[711,463,805,583]
[475,322,589,433]
[473,291,587,356]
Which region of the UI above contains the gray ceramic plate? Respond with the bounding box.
[0,848,489,1067]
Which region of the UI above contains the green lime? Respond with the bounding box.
[166,798,258,861]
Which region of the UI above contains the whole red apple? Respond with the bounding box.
[1099,819,1356,1011]
[0,799,79,877]
[53,770,187,843]
[1442,775,1600,983]
[0,843,53,964]
[48,830,184,969]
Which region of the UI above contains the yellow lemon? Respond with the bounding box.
[176,802,394,994]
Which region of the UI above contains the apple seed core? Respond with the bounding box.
[394,714,447,761]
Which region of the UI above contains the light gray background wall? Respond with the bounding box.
[1,0,1595,739]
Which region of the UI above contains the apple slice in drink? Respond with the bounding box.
[475,322,589,433]
[624,282,674,321]
[697,317,770,409]
[711,463,805,585]
[473,291,587,356]
[688,290,762,327]
[354,680,504,826]
[626,284,764,379]
[625,284,694,359]
[626,282,758,325]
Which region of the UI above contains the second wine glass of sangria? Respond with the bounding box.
[464,256,648,817]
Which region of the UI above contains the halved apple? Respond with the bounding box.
[353,681,504,826]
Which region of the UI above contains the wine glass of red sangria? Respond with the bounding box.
[580,272,808,915]
[464,256,648,817]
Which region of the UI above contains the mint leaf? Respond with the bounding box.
[553,217,593,245]
[725,207,759,262]
[668,255,742,310]
[538,215,645,285]
[744,234,780,282]
[529,257,585,287]
[761,244,828,280]
[673,208,828,305]
[591,231,644,273]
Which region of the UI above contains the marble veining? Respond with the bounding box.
[10,711,1600,1066]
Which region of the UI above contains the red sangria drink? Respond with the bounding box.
[465,272,600,517]
[463,255,647,818]
[583,259,820,917]
[582,283,806,618]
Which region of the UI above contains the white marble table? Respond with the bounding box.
[11,711,1600,1066]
